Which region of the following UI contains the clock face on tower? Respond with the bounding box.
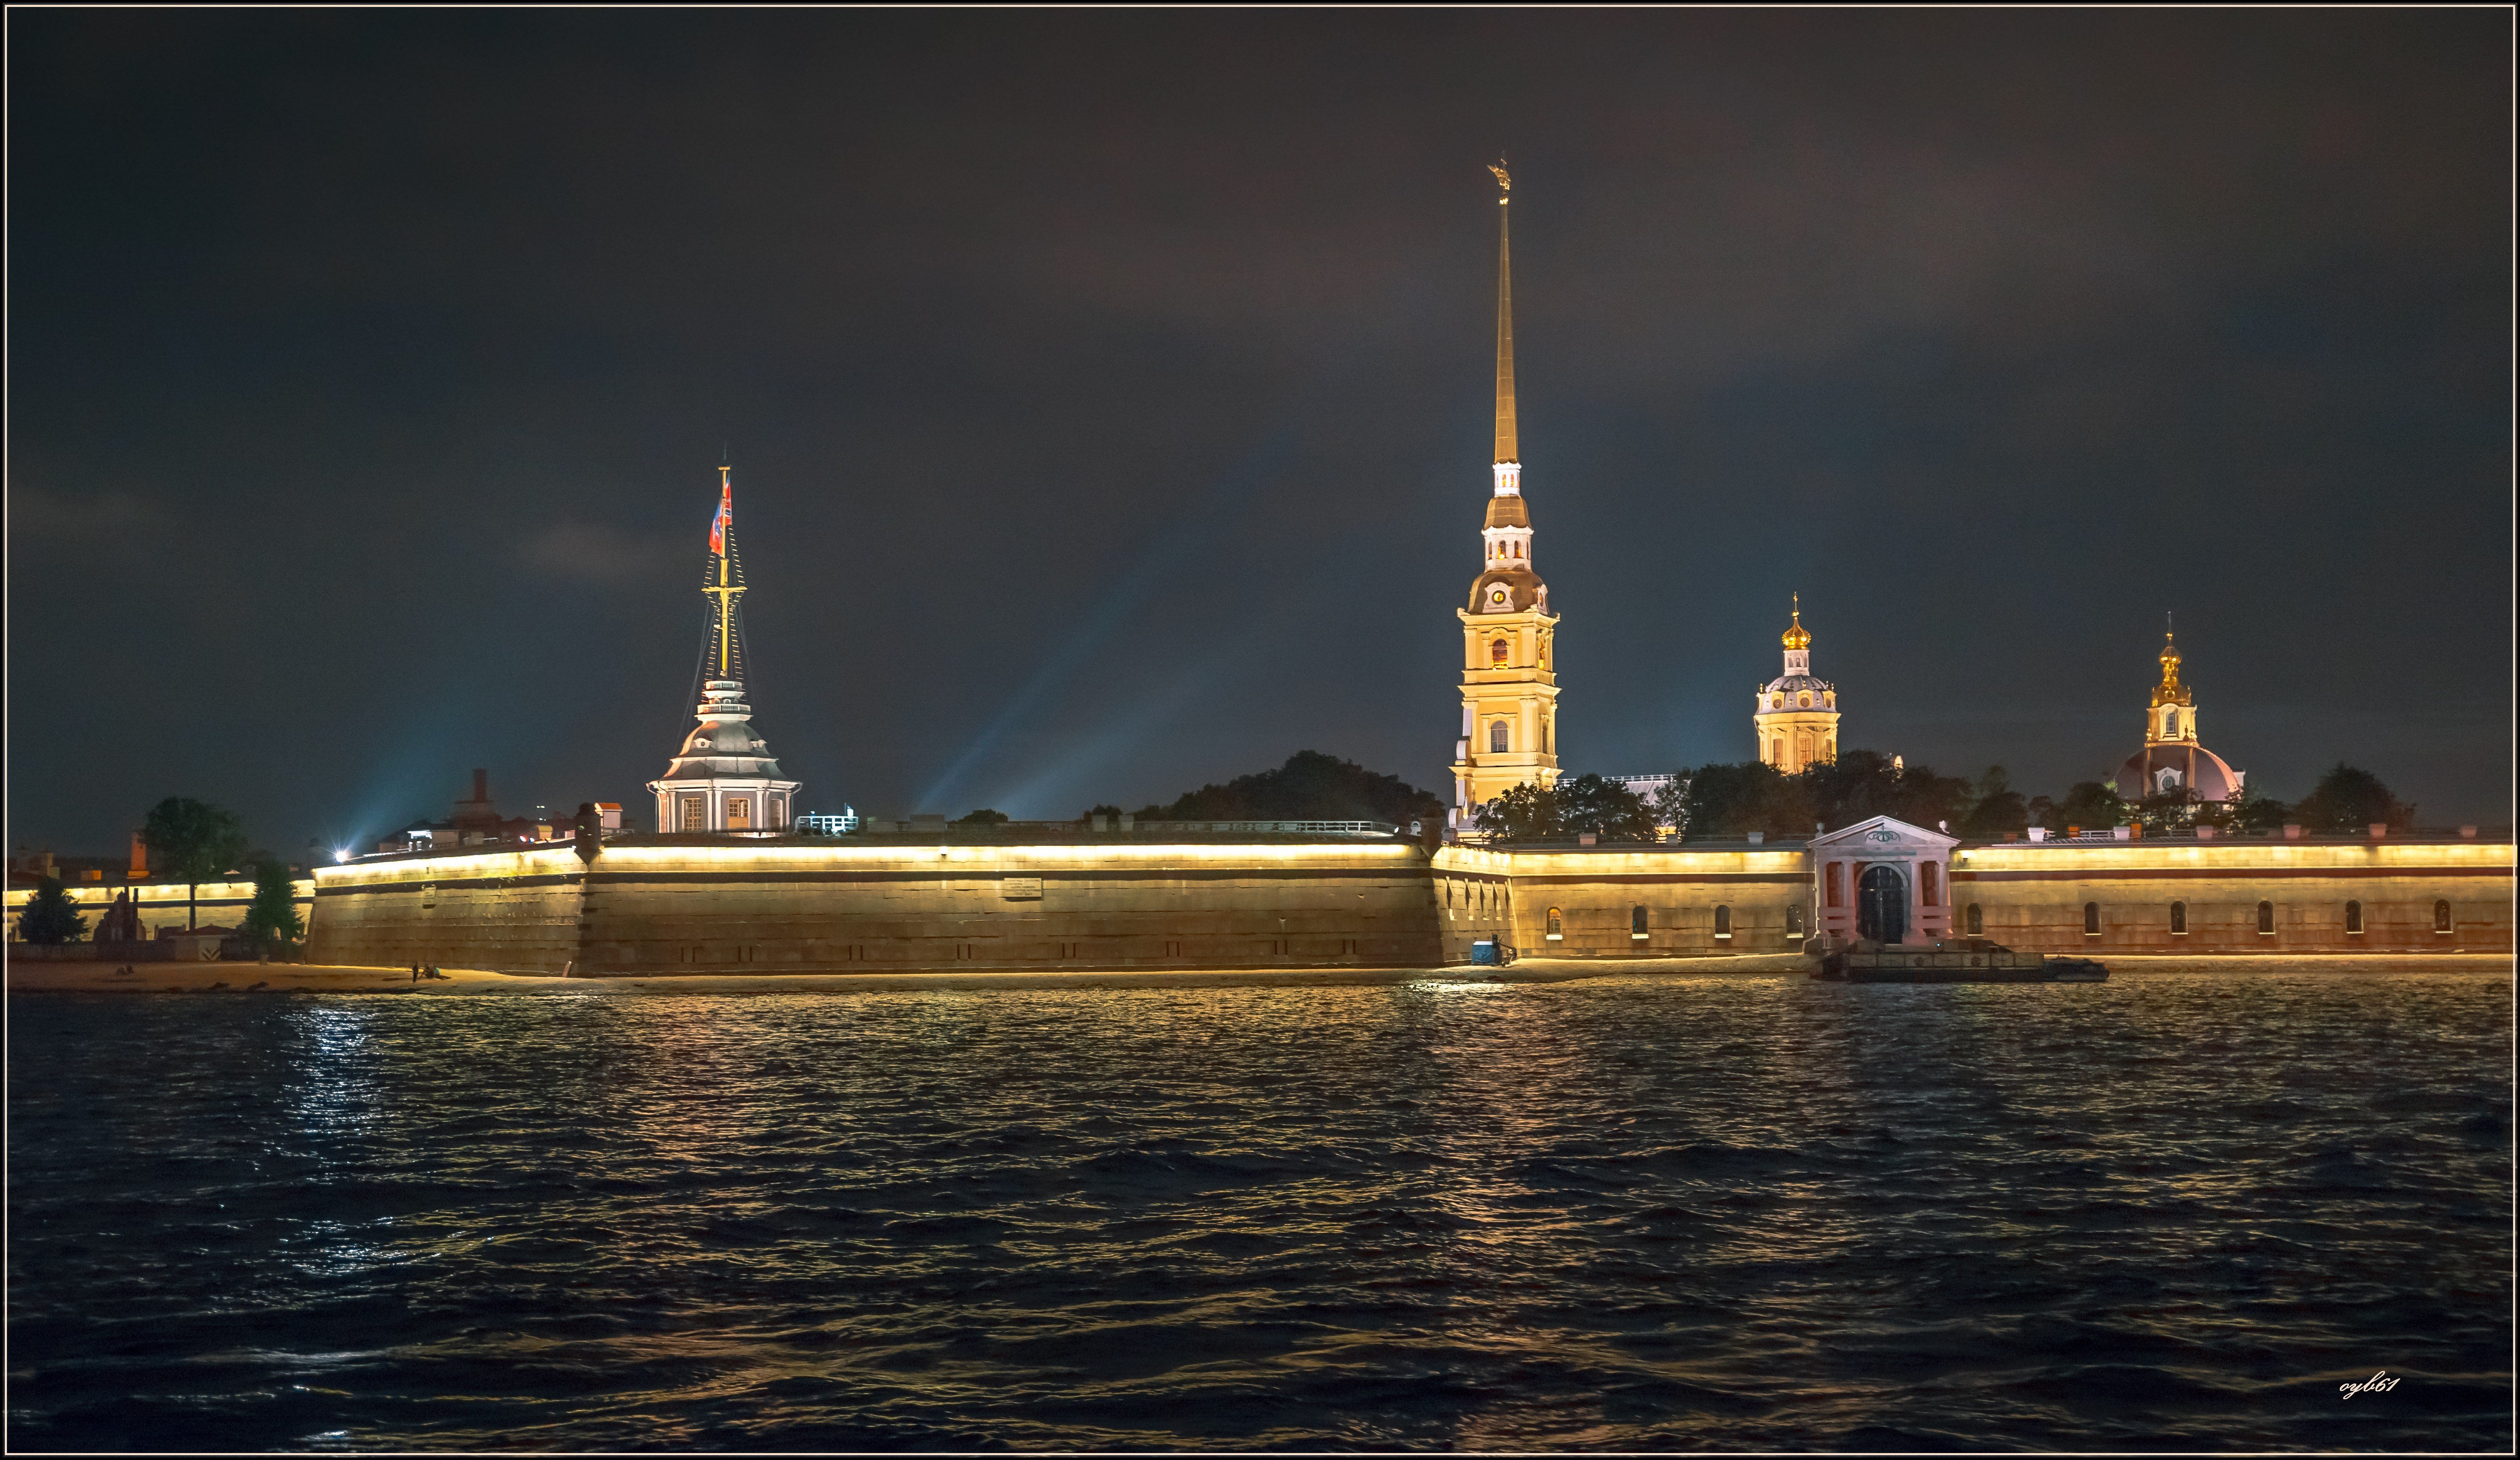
[1490,588,1508,606]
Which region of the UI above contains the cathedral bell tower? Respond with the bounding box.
[1449,162,1561,833]
[648,464,801,834]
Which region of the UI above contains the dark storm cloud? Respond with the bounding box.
[8,9,2509,854]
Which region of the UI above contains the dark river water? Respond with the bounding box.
[9,967,2511,1451]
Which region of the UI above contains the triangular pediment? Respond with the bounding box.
[1809,814,1959,851]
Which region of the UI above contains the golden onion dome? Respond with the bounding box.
[1782,599,1811,650]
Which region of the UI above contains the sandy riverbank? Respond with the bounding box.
[9,950,2512,995]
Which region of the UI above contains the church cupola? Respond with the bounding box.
[647,464,802,834]
[2113,617,2244,804]
[1755,594,1840,774]
[1450,160,1562,833]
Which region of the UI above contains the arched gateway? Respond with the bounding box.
[1857,864,1908,944]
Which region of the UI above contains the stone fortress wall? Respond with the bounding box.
[13,829,2507,971]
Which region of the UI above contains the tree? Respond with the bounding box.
[1678,761,1814,841]
[1078,804,1124,821]
[143,797,251,930]
[1473,781,1562,840]
[953,808,1010,825]
[1135,751,1444,830]
[1646,775,1691,840]
[242,858,304,955]
[2209,785,2291,834]
[2133,788,2199,834]
[15,877,87,945]
[2289,764,2413,833]
[1956,765,2028,839]
[2050,781,2128,833]
[1556,774,1658,842]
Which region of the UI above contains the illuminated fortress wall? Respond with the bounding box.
[68,830,2504,973]
[307,844,588,972]
[1949,837,2515,954]
[304,836,1444,974]
[0,877,315,942]
[1434,843,1813,959]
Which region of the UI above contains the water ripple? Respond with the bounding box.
[9,967,2511,1449]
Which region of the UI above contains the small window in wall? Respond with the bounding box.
[1490,721,1510,754]
[726,796,751,830]
[1921,862,1940,906]
[2258,900,2276,935]
[1631,904,1647,937]
[2170,900,2186,935]
[1966,903,1983,936]
[1714,905,1732,939]
[2434,899,2453,934]
[1542,720,1551,754]
[1826,862,1843,908]
[2345,900,2363,935]
[1770,738,1786,763]
[1491,638,1510,665]
[680,796,705,831]
[2084,901,2101,936]
[1546,907,1564,939]
[1787,904,1804,938]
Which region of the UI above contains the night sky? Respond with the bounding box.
[9,10,2511,858]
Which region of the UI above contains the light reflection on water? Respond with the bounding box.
[8,967,2512,1450]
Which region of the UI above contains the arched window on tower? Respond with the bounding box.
[2163,709,2180,738]
[1490,720,1509,754]
[1491,638,1509,665]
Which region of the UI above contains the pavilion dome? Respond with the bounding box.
[2114,742,2241,804]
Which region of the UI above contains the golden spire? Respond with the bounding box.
[2150,616,2190,708]
[1490,159,1518,466]
[703,463,746,682]
[1782,593,1810,650]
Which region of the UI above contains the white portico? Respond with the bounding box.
[1810,816,1957,947]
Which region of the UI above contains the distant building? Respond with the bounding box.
[1449,163,1561,832]
[796,808,860,835]
[648,465,800,833]
[2112,627,2243,803]
[377,769,557,853]
[1754,596,1839,774]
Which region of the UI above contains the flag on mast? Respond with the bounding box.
[709,478,731,556]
